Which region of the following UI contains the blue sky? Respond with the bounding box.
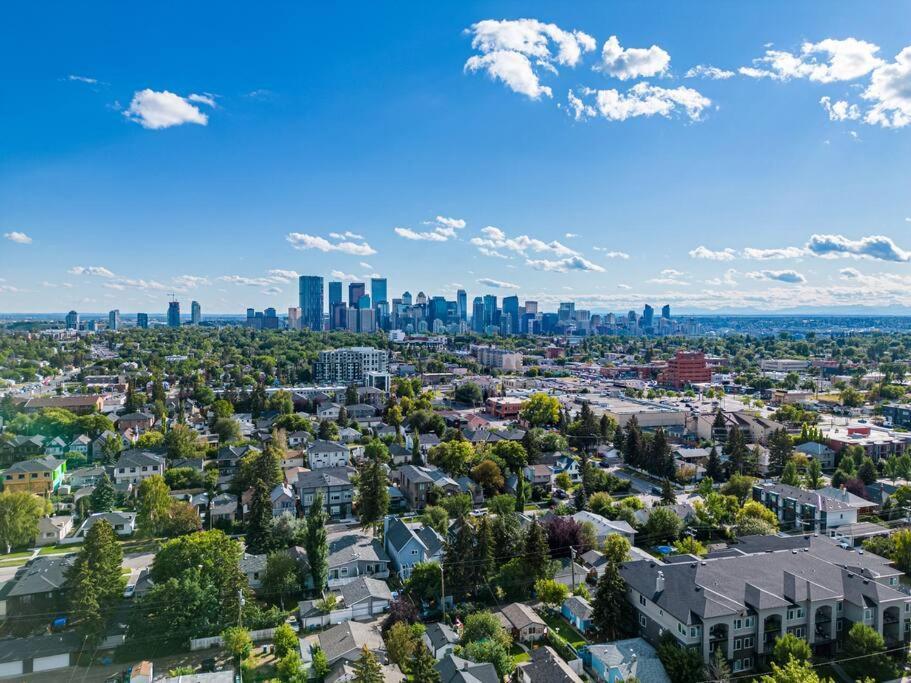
[2,1,911,314]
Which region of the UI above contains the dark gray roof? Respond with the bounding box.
[754,481,855,512]
[5,455,63,473]
[0,631,84,663]
[308,440,347,453]
[115,450,164,468]
[436,654,499,683]
[296,466,354,490]
[318,621,384,664]
[6,556,73,598]
[519,645,584,683]
[563,595,592,620]
[338,576,393,605]
[424,622,458,650]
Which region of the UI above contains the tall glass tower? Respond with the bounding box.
[298,276,324,331]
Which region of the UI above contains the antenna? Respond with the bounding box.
[168,292,177,302]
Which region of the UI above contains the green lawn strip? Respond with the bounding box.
[538,610,588,649]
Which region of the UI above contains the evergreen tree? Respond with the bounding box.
[65,520,124,643]
[524,521,551,581]
[90,473,116,513]
[768,428,794,476]
[647,428,674,478]
[660,478,676,505]
[473,516,494,588]
[599,414,614,443]
[337,405,349,428]
[591,559,630,641]
[305,491,329,592]
[356,440,390,534]
[345,384,359,407]
[514,468,526,512]
[622,416,644,469]
[781,460,800,486]
[705,446,724,481]
[411,433,422,466]
[445,521,476,600]
[352,646,384,683]
[724,425,749,476]
[246,479,274,554]
[410,643,441,683]
[711,409,727,441]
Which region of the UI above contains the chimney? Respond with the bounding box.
[656,571,665,593]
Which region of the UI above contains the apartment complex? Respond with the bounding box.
[658,351,712,388]
[314,347,388,385]
[474,346,523,371]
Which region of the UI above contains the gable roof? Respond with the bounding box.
[318,621,384,664]
[5,455,63,473]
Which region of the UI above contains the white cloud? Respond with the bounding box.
[617,283,632,290]
[477,247,509,259]
[3,231,32,244]
[477,277,520,289]
[839,267,862,279]
[68,74,98,84]
[464,18,595,99]
[564,232,579,238]
[395,226,448,242]
[262,286,282,295]
[286,232,376,256]
[705,269,739,286]
[569,83,711,122]
[172,275,210,288]
[526,256,605,272]
[187,93,217,108]
[358,262,373,269]
[395,215,466,242]
[685,65,735,80]
[266,269,299,283]
[806,233,911,262]
[329,231,365,240]
[862,46,911,128]
[592,247,630,258]
[740,38,882,83]
[69,266,116,278]
[471,226,578,258]
[741,246,807,259]
[595,35,670,80]
[123,89,210,129]
[820,96,861,121]
[431,216,466,230]
[747,269,806,284]
[219,275,275,287]
[689,246,736,261]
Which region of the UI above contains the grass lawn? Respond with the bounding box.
[539,610,588,649]
[0,550,34,560]
[509,644,530,664]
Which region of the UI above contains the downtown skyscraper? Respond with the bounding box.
[298,276,324,331]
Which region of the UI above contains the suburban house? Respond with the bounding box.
[562,595,593,633]
[316,403,342,420]
[241,553,267,590]
[423,622,459,659]
[90,431,127,461]
[216,444,259,478]
[295,467,355,520]
[572,510,636,545]
[0,631,84,678]
[517,646,584,683]
[0,555,73,619]
[523,464,555,491]
[496,603,548,644]
[621,534,911,673]
[293,530,390,590]
[383,515,444,580]
[43,437,67,457]
[116,412,155,433]
[2,456,65,494]
[585,638,670,683]
[298,576,393,629]
[21,395,104,415]
[435,654,498,683]
[0,435,46,465]
[393,465,435,510]
[270,484,296,517]
[113,450,165,486]
[316,620,386,669]
[35,516,74,546]
[210,493,239,525]
[74,511,137,538]
[795,441,837,470]
[752,481,864,534]
[67,435,92,457]
[690,411,784,446]
[306,440,349,470]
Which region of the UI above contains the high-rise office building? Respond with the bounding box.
[191,300,201,325]
[503,295,519,335]
[661,304,671,320]
[167,301,181,328]
[288,307,301,330]
[472,297,485,333]
[483,295,497,327]
[642,304,654,329]
[137,313,149,329]
[457,289,467,321]
[263,307,279,329]
[65,310,79,330]
[328,281,343,307]
[416,291,427,305]
[371,278,387,307]
[298,276,324,331]
[429,296,448,327]
[525,301,538,315]
[558,302,575,322]
[349,283,366,307]
[402,291,412,306]
[357,294,371,310]
[108,309,120,331]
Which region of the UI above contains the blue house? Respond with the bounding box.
[561,595,593,633]
[584,638,670,683]
[382,515,444,580]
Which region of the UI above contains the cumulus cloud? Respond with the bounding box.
[395,227,448,242]
[266,269,299,283]
[219,275,275,287]
[3,231,32,244]
[747,269,806,284]
[862,46,911,128]
[526,256,605,272]
[806,233,911,262]
[689,246,737,261]
[705,269,739,286]
[839,267,862,279]
[124,89,214,129]
[568,83,711,122]
[286,232,376,256]
[477,277,520,289]
[395,215,466,242]
[592,247,630,258]
[471,226,578,257]
[685,65,735,80]
[740,38,882,83]
[477,247,509,259]
[741,246,807,259]
[68,74,98,84]
[329,231,365,240]
[595,35,670,80]
[464,18,595,99]
[69,266,116,278]
[820,96,861,121]
[172,275,210,288]
[565,232,579,238]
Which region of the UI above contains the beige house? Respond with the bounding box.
[497,602,548,644]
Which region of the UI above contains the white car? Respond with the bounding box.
[123,584,136,599]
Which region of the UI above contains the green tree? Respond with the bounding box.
[136,474,172,536]
[535,578,569,608]
[246,478,274,554]
[223,626,253,660]
[352,646,384,683]
[428,440,474,476]
[262,552,301,609]
[519,393,561,427]
[602,534,631,564]
[524,520,552,581]
[674,536,706,557]
[781,460,800,486]
[311,647,330,681]
[491,440,527,474]
[90,473,116,513]
[356,440,389,534]
[768,428,794,475]
[384,621,425,673]
[891,528,911,573]
[419,506,449,536]
[305,491,329,591]
[843,622,894,681]
[660,478,676,505]
[273,623,298,660]
[454,382,483,405]
[165,423,204,459]
[276,651,305,683]
[771,632,812,666]
[98,433,123,465]
[461,611,512,648]
[759,657,830,683]
[410,643,441,683]
[642,507,683,544]
[406,562,443,603]
[804,459,823,489]
[0,491,47,553]
[213,417,241,443]
[65,520,124,642]
[462,639,514,680]
[591,559,631,641]
[705,445,724,481]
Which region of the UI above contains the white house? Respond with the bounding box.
[113,450,165,486]
[307,441,350,470]
[571,510,636,544]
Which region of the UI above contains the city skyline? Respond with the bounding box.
[2,2,911,314]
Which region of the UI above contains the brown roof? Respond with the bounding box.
[24,395,103,409]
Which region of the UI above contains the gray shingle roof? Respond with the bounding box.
[338,576,393,605]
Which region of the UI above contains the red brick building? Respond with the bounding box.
[659,351,712,388]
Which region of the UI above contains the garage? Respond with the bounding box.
[33,652,71,672]
[0,661,24,679]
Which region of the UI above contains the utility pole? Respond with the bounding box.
[237,589,245,627]
[440,563,446,621]
[570,547,576,592]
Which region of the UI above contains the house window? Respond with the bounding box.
[864,609,873,621]
[743,636,754,649]
[734,619,742,630]
[639,614,647,628]
[340,567,348,576]
[734,638,742,650]
[744,616,755,628]
[639,595,647,607]
[411,549,418,555]
[837,603,843,613]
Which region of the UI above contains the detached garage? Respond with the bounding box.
[0,632,80,678]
